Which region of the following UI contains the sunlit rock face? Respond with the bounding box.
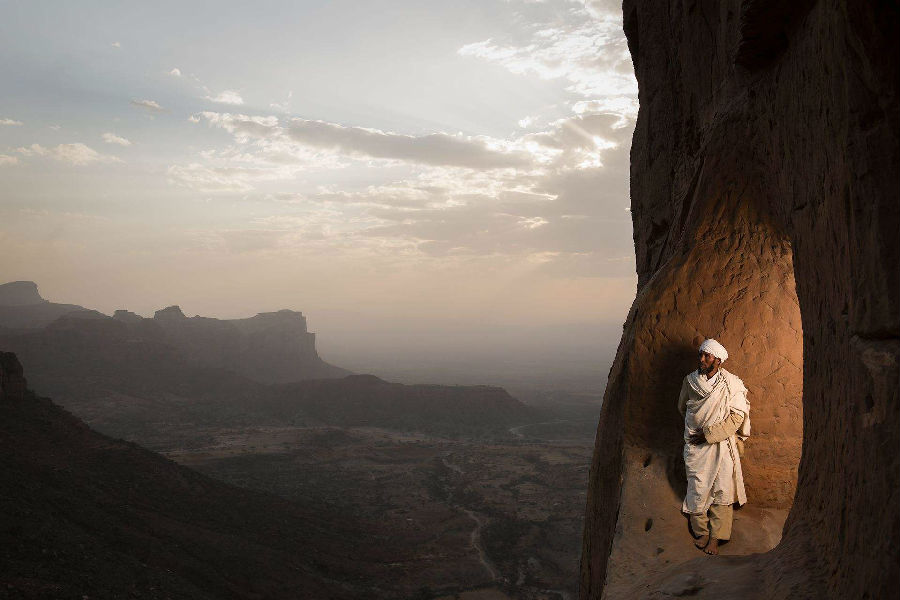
[581,1,898,598]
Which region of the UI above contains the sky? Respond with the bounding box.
[0,0,638,386]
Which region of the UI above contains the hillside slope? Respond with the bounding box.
[0,351,371,599]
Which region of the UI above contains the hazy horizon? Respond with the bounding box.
[1,0,637,387]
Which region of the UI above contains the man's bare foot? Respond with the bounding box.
[704,538,719,555]
[694,535,709,549]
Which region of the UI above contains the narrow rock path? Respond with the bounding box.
[440,456,501,583]
[462,508,500,581]
[507,419,569,438]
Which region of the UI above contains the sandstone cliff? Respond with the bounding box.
[581,1,898,598]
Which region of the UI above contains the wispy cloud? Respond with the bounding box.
[173,106,632,270]
[0,154,18,166]
[15,143,122,166]
[110,41,121,48]
[166,161,308,193]
[167,163,257,193]
[195,111,535,171]
[1,118,23,126]
[168,67,182,77]
[458,0,636,116]
[102,132,132,146]
[200,112,279,140]
[130,99,165,113]
[286,119,533,169]
[270,91,293,113]
[206,90,244,105]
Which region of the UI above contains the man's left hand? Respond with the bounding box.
[688,432,706,445]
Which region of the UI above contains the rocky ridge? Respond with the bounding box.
[0,281,347,383]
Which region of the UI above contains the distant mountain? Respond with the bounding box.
[144,305,349,382]
[0,310,537,443]
[0,280,44,305]
[0,351,368,599]
[0,280,96,329]
[0,281,349,383]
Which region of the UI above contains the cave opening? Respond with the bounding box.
[594,206,806,595]
[653,218,806,552]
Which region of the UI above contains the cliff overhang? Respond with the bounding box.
[580,1,899,598]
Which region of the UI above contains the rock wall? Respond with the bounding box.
[581,1,898,598]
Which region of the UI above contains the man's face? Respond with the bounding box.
[698,351,719,374]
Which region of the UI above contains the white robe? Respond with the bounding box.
[679,368,750,514]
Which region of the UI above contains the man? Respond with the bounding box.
[677,338,750,555]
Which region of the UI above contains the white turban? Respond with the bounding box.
[699,338,728,363]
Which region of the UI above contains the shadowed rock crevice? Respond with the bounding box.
[581,0,898,598]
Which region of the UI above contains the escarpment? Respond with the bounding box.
[581,1,898,599]
[0,282,349,385]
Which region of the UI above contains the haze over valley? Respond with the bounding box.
[0,279,605,598]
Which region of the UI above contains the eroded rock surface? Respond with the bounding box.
[581,1,898,598]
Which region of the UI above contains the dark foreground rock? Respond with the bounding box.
[0,351,368,599]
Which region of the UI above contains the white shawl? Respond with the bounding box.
[681,368,750,514]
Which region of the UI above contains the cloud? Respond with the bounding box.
[191,111,535,174]
[270,90,293,112]
[15,143,121,165]
[166,160,308,193]
[160,0,637,279]
[0,154,18,166]
[285,119,532,169]
[458,0,637,115]
[206,90,244,105]
[130,99,165,113]
[169,67,182,77]
[291,113,634,261]
[170,113,348,192]
[102,132,132,146]
[167,164,256,192]
[110,41,121,48]
[200,111,279,140]
[0,118,23,126]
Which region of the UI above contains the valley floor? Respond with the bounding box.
[161,424,593,600]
